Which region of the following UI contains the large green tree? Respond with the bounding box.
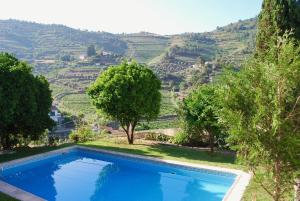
[88,61,161,144]
[178,84,226,152]
[0,53,54,149]
[256,0,300,58]
[219,36,300,200]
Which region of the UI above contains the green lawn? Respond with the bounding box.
[0,143,74,163]
[0,140,278,201]
[81,139,239,169]
[0,193,18,201]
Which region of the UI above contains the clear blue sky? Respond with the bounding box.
[0,0,263,34]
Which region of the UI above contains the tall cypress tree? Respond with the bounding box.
[256,0,300,57]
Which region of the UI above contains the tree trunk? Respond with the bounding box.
[207,130,214,153]
[125,130,132,145]
[295,178,300,201]
[273,159,282,201]
[123,122,136,145]
[209,137,214,153]
[129,128,134,144]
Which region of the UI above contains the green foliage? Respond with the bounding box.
[256,0,300,58]
[48,136,59,146]
[144,133,171,142]
[0,53,54,149]
[87,45,96,57]
[88,61,161,144]
[219,36,300,200]
[136,119,179,130]
[178,84,227,151]
[172,131,190,145]
[69,126,94,143]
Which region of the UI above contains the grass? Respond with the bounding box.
[0,193,18,201]
[242,178,273,201]
[0,143,74,163]
[137,119,179,130]
[81,139,239,169]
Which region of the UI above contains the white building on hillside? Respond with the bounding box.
[49,106,62,123]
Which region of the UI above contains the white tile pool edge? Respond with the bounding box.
[0,145,251,201]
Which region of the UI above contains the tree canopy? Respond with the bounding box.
[178,84,226,152]
[219,36,300,200]
[0,53,54,149]
[88,61,161,144]
[256,0,300,58]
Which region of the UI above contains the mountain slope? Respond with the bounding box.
[151,18,257,74]
[0,18,257,72]
[0,19,127,60]
[120,32,171,63]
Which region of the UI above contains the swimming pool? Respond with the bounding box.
[0,146,248,201]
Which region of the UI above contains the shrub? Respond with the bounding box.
[48,136,59,146]
[172,131,189,145]
[144,133,171,142]
[172,130,214,147]
[69,126,94,143]
[136,123,150,131]
[69,131,80,143]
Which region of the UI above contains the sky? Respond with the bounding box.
[0,0,263,35]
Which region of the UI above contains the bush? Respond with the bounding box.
[69,131,80,143]
[69,127,94,143]
[136,123,150,131]
[172,130,213,147]
[99,129,110,138]
[144,133,171,142]
[48,136,59,146]
[172,131,189,145]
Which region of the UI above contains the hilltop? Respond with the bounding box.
[0,19,127,60]
[0,18,257,73]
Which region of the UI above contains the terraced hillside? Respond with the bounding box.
[0,19,127,60]
[151,18,257,74]
[47,66,178,125]
[121,32,171,63]
[46,66,103,121]
[0,18,257,129]
[0,18,256,71]
[212,18,257,65]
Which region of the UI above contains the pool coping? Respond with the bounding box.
[0,145,251,201]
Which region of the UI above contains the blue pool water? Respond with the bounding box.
[0,148,236,201]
